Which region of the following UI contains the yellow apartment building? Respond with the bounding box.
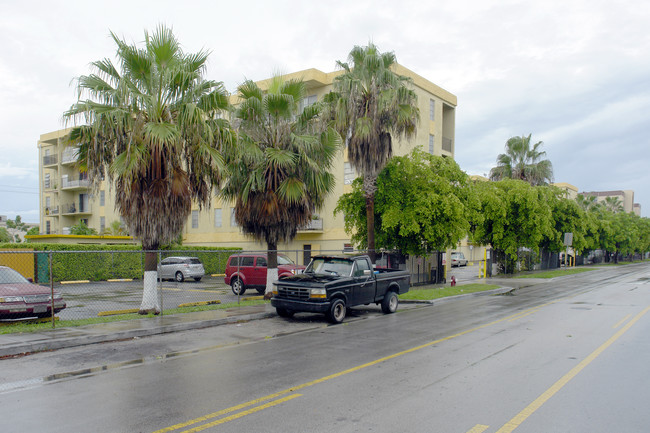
[38,65,457,260]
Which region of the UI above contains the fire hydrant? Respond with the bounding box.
[451,276,456,286]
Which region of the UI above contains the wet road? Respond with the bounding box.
[1,263,650,432]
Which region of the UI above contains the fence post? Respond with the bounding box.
[49,251,55,329]
[158,250,163,316]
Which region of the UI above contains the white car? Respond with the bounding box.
[158,256,205,282]
[451,252,468,267]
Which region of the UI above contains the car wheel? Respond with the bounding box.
[381,291,399,314]
[231,278,246,295]
[175,271,185,283]
[327,298,346,324]
[276,307,295,318]
[194,277,202,282]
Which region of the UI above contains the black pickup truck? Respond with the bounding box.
[271,255,410,323]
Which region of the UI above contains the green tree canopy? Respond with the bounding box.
[489,134,553,186]
[336,149,477,256]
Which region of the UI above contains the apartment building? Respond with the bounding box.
[580,190,641,215]
[38,65,457,256]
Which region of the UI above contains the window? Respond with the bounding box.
[214,208,222,227]
[299,94,317,113]
[429,134,435,155]
[256,257,267,267]
[45,196,51,208]
[354,259,370,277]
[344,162,357,185]
[99,190,105,207]
[100,216,105,232]
[46,221,51,234]
[44,172,51,189]
[191,210,199,228]
[231,208,238,227]
[241,256,254,266]
[429,99,435,121]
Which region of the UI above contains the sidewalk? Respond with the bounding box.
[0,303,277,358]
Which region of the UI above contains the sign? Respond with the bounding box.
[563,232,573,246]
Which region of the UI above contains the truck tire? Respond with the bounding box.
[327,298,346,324]
[231,278,246,295]
[276,307,295,318]
[381,291,399,314]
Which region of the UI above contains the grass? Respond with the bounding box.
[514,268,595,279]
[399,283,501,301]
[0,300,268,335]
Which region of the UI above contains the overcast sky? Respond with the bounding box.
[1,0,649,223]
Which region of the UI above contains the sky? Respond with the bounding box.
[1,0,649,223]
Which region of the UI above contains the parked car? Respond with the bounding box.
[451,252,468,267]
[224,253,305,295]
[271,254,411,323]
[0,266,66,319]
[158,257,205,282]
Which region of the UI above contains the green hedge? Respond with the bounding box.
[0,244,240,282]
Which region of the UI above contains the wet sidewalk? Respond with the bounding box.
[0,303,277,358]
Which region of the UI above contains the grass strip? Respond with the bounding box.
[399,284,500,301]
[514,268,595,279]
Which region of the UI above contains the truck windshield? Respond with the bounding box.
[306,258,353,277]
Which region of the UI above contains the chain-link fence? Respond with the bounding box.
[0,248,443,327]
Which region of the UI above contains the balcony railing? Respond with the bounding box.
[44,206,60,216]
[62,202,91,215]
[61,147,79,165]
[43,155,58,166]
[299,218,324,231]
[442,137,453,153]
[61,178,90,189]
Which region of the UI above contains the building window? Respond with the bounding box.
[299,94,318,113]
[344,162,357,185]
[45,221,51,234]
[429,99,435,121]
[231,208,238,227]
[100,216,106,232]
[191,210,199,229]
[214,208,222,228]
[99,190,105,206]
[45,196,51,208]
[44,172,51,189]
[429,134,435,154]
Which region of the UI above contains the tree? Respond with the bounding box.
[0,227,11,243]
[103,220,128,236]
[576,194,598,211]
[69,220,98,235]
[336,149,478,256]
[6,215,28,243]
[539,187,589,260]
[602,196,624,213]
[326,43,420,262]
[222,76,339,296]
[489,134,553,186]
[64,26,234,314]
[26,226,40,236]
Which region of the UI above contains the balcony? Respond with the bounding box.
[442,137,453,153]
[43,155,58,166]
[61,147,79,165]
[61,202,92,215]
[44,206,60,216]
[298,218,324,232]
[61,178,90,190]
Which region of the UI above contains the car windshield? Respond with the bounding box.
[305,258,353,277]
[0,267,29,284]
[277,255,295,265]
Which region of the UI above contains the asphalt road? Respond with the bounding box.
[1,263,649,432]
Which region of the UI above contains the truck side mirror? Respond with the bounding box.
[363,269,372,276]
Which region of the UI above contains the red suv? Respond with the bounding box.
[224,253,305,295]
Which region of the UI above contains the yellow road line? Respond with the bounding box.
[495,305,650,433]
[467,424,490,433]
[613,313,632,329]
[180,394,302,433]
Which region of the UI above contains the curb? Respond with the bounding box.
[400,286,515,305]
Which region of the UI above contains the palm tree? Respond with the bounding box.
[489,134,553,186]
[327,43,420,262]
[603,196,624,213]
[576,194,598,211]
[222,76,339,296]
[64,26,234,314]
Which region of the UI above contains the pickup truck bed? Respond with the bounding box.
[271,255,410,323]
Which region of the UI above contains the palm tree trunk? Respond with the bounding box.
[139,250,161,314]
[265,241,278,299]
[366,194,376,264]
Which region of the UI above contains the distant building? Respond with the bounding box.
[580,190,641,215]
[551,182,579,200]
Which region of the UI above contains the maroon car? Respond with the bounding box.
[0,266,66,319]
[224,253,305,295]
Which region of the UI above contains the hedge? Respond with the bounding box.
[0,243,240,282]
